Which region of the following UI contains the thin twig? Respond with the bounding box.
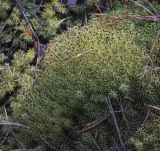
[130,0,154,16]
[11,149,33,151]
[142,30,160,78]
[15,0,41,62]
[124,15,160,22]
[54,16,71,28]
[145,0,158,15]
[0,121,29,128]
[90,133,101,151]
[64,50,92,65]
[124,109,151,145]
[119,98,131,133]
[16,0,36,37]
[89,13,109,16]
[38,132,59,151]
[0,108,11,147]
[93,1,102,13]
[148,105,160,111]
[73,110,122,136]
[75,115,109,135]
[0,66,7,70]
[6,108,26,148]
[106,97,126,151]
[0,108,25,148]
[34,4,68,7]
[0,86,21,112]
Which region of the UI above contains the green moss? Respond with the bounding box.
[131,113,160,151]
[10,14,160,150]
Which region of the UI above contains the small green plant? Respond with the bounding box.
[0,0,66,56]
[0,50,35,100]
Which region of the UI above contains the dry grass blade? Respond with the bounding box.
[93,1,102,13]
[75,115,109,135]
[0,121,29,128]
[124,15,160,22]
[0,86,21,112]
[142,30,160,78]
[119,98,131,133]
[0,66,7,70]
[54,16,71,28]
[130,0,154,16]
[145,0,158,15]
[15,0,41,63]
[38,132,60,151]
[106,97,126,151]
[0,108,27,148]
[89,13,109,16]
[124,109,151,145]
[148,105,160,111]
[11,149,33,151]
[64,50,92,64]
[73,110,122,136]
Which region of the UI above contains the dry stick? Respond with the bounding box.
[75,115,109,135]
[90,132,101,151]
[8,34,24,57]
[0,108,10,147]
[85,9,88,24]
[33,0,43,15]
[38,132,59,151]
[15,0,36,37]
[130,0,154,16]
[0,66,7,70]
[109,0,114,8]
[11,131,27,149]
[145,0,158,15]
[124,15,160,22]
[89,13,109,16]
[4,107,25,149]
[54,16,71,28]
[142,30,160,78]
[92,0,102,13]
[124,109,151,145]
[113,139,121,151]
[0,7,15,33]
[119,98,131,134]
[73,110,122,137]
[64,50,92,65]
[35,4,68,7]
[106,97,126,151]
[91,13,160,22]
[0,122,29,128]
[0,108,27,149]
[148,105,160,111]
[0,86,21,112]
[11,149,32,151]
[15,0,41,62]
